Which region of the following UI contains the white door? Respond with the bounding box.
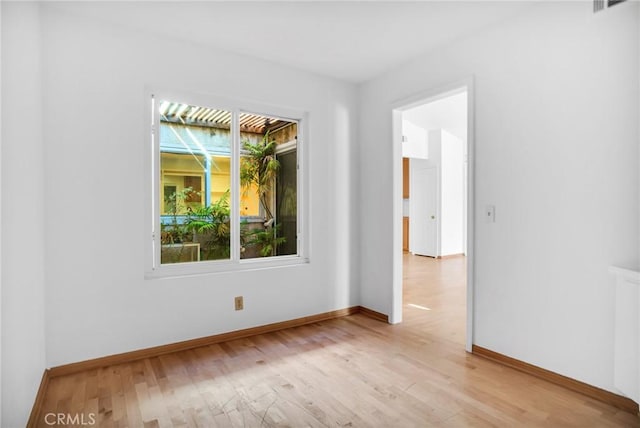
[411,165,438,257]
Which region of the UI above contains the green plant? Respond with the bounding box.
[240,133,280,221]
[243,224,286,257]
[160,187,199,264]
[185,191,231,260]
[161,187,196,246]
[240,132,286,257]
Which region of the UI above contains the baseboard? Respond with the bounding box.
[26,369,50,428]
[358,305,390,323]
[48,306,369,378]
[436,253,465,259]
[472,345,639,415]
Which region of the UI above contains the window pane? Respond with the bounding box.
[158,101,231,264]
[276,150,297,256]
[240,113,297,259]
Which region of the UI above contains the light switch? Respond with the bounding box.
[485,205,495,223]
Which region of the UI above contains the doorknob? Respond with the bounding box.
[430,215,435,219]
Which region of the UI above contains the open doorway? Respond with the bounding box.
[391,81,474,351]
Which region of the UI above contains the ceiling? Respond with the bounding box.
[403,91,467,141]
[48,1,537,83]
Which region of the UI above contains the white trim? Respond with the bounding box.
[144,91,159,274]
[391,109,403,324]
[609,265,640,284]
[231,107,241,262]
[391,85,468,113]
[390,77,476,352]
[298,114,310,261]
[144,87,308,278]
[466,78,476,353]
[0,1,3,416]
[145,256,310,280]
[436,164,442,258]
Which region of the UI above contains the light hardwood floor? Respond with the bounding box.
[35,254,638,427]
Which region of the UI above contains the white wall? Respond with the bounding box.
[0,2,3,424]
[401,119,428,158]
[0,4,360,424]
[34,4,358,368]
[402,91,467,143]
[359,1,639,395]
[1,3,47,426]
[440,130,464,256]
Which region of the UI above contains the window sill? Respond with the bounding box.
[145,255,309,280]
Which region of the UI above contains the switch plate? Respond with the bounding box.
[485,205,495,223]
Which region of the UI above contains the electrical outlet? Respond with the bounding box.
[234,296,244,311]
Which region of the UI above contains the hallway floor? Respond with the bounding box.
[402,253,466,346]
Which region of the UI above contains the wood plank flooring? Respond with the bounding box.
[35,254,639,427]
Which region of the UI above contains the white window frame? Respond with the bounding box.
[144,88,309,278]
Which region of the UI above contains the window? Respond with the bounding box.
[147,91,306,276]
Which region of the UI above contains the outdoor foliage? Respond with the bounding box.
[240,132,286,257]
[160,188,231,263]
[160,131,288,263]
[243,224,286,257]
[185,191,231,260]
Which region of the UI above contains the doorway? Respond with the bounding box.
[391,80,474,351]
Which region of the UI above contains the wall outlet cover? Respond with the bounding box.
[234,296,244,311]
